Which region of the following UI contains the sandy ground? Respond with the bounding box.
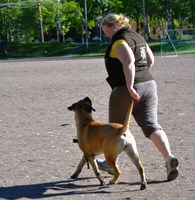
[0,55,195,200]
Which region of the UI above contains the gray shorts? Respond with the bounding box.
[109,80,162,138]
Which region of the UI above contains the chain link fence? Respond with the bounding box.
[160,28,195,56]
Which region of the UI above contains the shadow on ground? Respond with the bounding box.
[0,177,110,199]
[0,177,166,199]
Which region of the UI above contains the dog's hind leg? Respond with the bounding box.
[87,155,106,186]
[125,143,147,190]
[71,155,86,179]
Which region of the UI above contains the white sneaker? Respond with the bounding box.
[96,159,115,175]
[165,156,179,181]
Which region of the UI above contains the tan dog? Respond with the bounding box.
[68,97,147,190]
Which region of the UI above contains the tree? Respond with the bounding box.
[1,0,194,46]
[0,0,40,44]
[60,0,83,41]
[189,0,195,27]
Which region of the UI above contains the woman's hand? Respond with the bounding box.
[129,88,140,100]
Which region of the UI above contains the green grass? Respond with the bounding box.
[0,41,195,59]
[175,42,195,54]
[0,42,108,59]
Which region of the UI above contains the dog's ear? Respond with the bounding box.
[67,102,76,111]
[83,97,92,105]
[67,105,74,111]
[83,97,96,112]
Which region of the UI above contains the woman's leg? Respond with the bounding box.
[97,86,131,175]
[109,86,131,123]
[149,129,171,160]
[149,130,179,181]
[133,81,179,181]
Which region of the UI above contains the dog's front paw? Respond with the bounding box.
[140,183,147,190]
[71,173,78,179]
[100,180,106,186]
[109,179,117,185]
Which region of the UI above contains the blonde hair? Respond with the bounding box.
[102,13,131,28]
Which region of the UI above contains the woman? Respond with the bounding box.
[97,13,179,181]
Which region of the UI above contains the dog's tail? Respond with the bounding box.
[120,99,134,134]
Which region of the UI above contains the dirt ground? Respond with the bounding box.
[0,55,194,200]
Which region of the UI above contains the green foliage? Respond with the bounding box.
[107,0,123,13]
[0,0,83,43]
[0,0,195,54]
[60,1,83,33]
[41,1,57,35]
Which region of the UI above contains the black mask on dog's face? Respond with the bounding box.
[67,97,96,113]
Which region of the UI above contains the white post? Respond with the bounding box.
[84,0,88,51]
[142,0,147,40]
[38,1,44,42]
[56,0,60,42]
